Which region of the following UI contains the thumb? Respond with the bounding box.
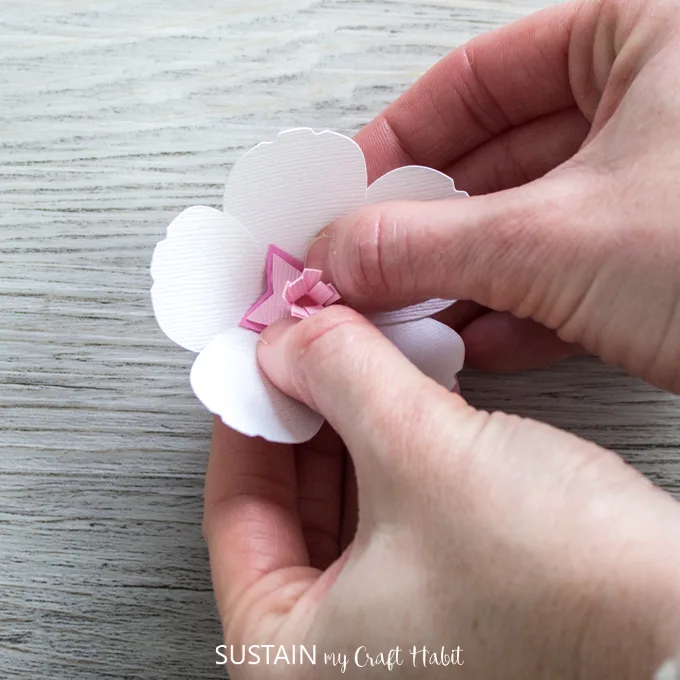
[256,306,478,508]
[306,174,598,337]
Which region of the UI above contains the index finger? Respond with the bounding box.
[355,2,578,181]
[204,419,307,628]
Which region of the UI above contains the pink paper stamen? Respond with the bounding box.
[284,270,340,320]
[239,245,341,332]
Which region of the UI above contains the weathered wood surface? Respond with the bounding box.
[2,0,679,677]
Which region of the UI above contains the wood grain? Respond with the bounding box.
[1,0,678,678]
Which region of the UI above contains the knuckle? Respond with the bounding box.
[471,180,580,315]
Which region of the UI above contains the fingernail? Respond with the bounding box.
[305,231,332,271]
[259,318,297,346]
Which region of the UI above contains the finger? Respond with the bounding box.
[340,454,358,552]
[446,108,590,195]
[354,2,578,181]
[306,175,595,337]
[461,312,586,372]
[257,307,472,484]
[435,304,585,372]
[295,423,346,571]
[204,418,308,627]
[434,300,487,331]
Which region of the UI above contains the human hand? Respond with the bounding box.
[305,0,680,390]
[204,3,680,677]
[204,307,680,679]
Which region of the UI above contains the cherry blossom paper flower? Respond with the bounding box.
[150,128,467,444]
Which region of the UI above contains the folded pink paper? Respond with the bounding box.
[239,245,340,332]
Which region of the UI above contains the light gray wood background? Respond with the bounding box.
[2,0,679,678]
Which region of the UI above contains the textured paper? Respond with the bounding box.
[224,129,367,260]
[191,328,324,443]
[363,165,467,326]
[379,319,465,390]
[366,165,467,204]
[240,245,340,332]
[239,246,306,332]
[150,128,468,444]
[151,206,262,352]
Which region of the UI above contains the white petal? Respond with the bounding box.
[365,166,469,325]
[379,319,465,390]
[224,129,367,260]
[366,165,468,204]
[190,328,324,444]
[367,299,457,327]
[150,206,266,352]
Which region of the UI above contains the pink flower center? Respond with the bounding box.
[239,245,340,333]
[283,268,341,319]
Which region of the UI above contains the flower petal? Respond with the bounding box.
[366,165,468,204]
[190,328,324,444]
[150,206,265,352]
[365,166,468,326]
[367,300,457,327]
[379,318,465,391]
[224,129,367,260]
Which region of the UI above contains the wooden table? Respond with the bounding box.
[2,1,679,677]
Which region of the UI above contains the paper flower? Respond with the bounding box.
[150,128,468,444]
[239,245,341,331]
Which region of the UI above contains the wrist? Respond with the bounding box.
[577,508,680,680]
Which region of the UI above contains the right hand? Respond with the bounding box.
[205,305,680,680]
[307,0,680,392]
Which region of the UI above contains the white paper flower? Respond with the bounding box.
[150,128,468,444]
